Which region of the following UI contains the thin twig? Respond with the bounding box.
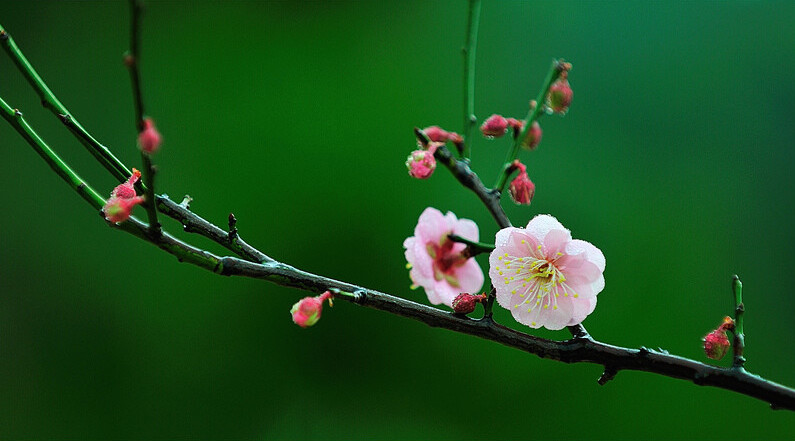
[494,59,567,192]
[732,275,746,369]
[461,0,481,159]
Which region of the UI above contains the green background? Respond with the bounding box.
[2,1,794,439]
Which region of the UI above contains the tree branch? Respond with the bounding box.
[2,8,793,413]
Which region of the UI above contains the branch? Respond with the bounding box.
[461,0,481,159]
[3,9,794,413]
[494,59,568,192]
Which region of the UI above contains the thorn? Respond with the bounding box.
[638,346,651,356]
[597,366,618,385]
[179,195,193,209]
[656,347,669,355]
[228,213,238,241]
[58,113,72,124]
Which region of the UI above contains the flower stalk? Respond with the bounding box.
[731,275,746,369]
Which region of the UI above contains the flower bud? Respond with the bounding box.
[138,118,162,154]
[508,162,535,205]
[703,329,731,360]
[480,114,508,138]
[520,121,543,150]
[103,196,145,223]
[406,142,440,179]
[111,168,142,199]
[547,78,573,114]
[703,316,735,360]
[291,291,333,328]
[452,293,486,314]
[423,126,450,143]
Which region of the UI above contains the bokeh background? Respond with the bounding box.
[2,1,794,439]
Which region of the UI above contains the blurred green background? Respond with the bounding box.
[2,1,794,439]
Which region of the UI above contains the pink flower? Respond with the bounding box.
[404,208,485,307]
[103,196,145,223]
[110,168,141,199]
[138,118,162,154]
[520,121,543,150]
[547,78,573,114]
[480,114,508,138]
[291,291,333,328]
[489,215,605,330]
[406,142,440,179]
[508,162,535,205]
[703,316,735,360]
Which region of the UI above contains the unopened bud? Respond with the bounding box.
[547,78,573,114]
[480,114,508,138]
[423,126,450,143]
[703,316,735,360]
[452,292,487,314]
[103,196,145,223]
[508,162,535,205]
[291,291,333,328]
[111,168,142,199]
[406,142,440,179]
[138,118,162,154]
[520,121,543,150]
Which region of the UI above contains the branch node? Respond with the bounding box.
[352,289,367,304]
[179,195,193,209]
[638,346,651,357]
[597,366,618,385]
[0,30,8,41]
[228,212,238,241]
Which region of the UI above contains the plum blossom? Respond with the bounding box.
[404,208,484,307]
[489,214,605,330]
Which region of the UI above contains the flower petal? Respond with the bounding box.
[567,297,597,326]
[452,217,479,242]
[415,207,449,243]
[525,214,570,244]
[454,258,485,294]
[566,239,605,272]
[429,279,461,307]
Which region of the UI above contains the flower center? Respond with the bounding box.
[496,242,580,314]
[426,237,467,287]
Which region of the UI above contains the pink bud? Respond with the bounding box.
[406,142,440,179]
[703,316,735,360]
[452,293,487,314]
[291,291,333,328]
[547,79,573,114]
[703,330,731,360]
[111,168,142,199]
[508,162,535,205]
[520,121,543,150]
[138,118,162,154]
[103,196,145,223]
[480,114,508,138]
[423,126,450,143]
[447,132,463,145]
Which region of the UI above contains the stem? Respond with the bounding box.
[461,0,481,160]
[125,0,160,236]
[0,97,105,210]
[494,59,566,192]
[448,233,494,257]
[732,275,746,369]
[0,25,132,183]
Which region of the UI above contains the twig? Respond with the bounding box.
[461,0,481,160]
[0,25,132,183]
[448,233,494,258]
[494,59,567,192]
[732,275,746,369]
[124,0,160,237]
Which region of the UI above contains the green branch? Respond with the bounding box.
[494,59,567,192]
[461,0,481,160]
[0,26,132,184]
[732,275,746,369]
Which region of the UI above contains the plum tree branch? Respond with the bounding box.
[2,7,794,412]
